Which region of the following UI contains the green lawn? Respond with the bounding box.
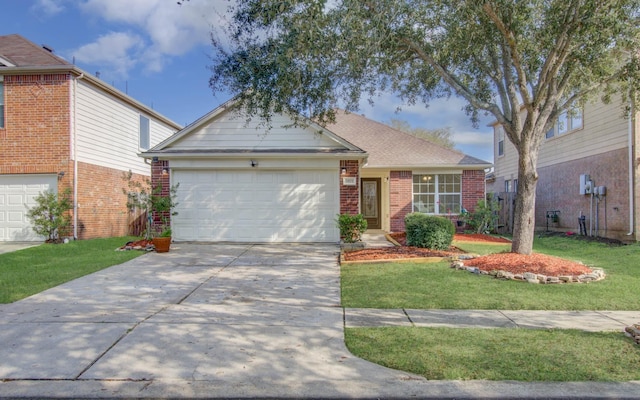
[342,235,640,310]
[342,235,640,381]
[345,327,640,381]
[0,236,145,303]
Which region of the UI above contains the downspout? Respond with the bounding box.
[627,98,634,236]
[72,73,83,240]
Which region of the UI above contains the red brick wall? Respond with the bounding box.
[75,162,147,239]
[0,74,71,185]
[536,148,629,240]
[339,160,360,214]
[462,170,486,212]
[390,170,413,232]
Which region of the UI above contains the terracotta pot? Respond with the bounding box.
[152,237,171,253]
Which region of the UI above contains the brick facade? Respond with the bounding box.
[0,74,71,184]
[339,160,360,214]
[389,170,413,232]
[536,148,630,240]
[76,162,147,239]
[462,169,486,212]
[389,169,486,233]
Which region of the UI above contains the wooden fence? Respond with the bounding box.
[491,192,516,235]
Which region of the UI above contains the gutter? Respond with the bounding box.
[72,72,83,240]
[628,98,635,236]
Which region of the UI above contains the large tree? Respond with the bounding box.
[208,0,640,254]
[388,119,455,149]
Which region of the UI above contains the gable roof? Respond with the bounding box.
[0,34,69,67]
[326,110,492,169]
[141,98,367,160]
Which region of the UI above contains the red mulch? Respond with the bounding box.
[119,239,154,250]
[344,232,593,276]
[463,252,592,276]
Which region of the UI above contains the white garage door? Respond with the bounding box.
[173,170,339,242]
[0,174,58,241]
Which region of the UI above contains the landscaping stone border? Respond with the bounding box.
[449,255,606,284]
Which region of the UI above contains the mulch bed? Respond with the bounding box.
[343,232,594,277]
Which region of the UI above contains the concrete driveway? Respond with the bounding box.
[1,243,639,399]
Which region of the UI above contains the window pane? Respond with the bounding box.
[139,115,150,150]
[413,194,434,213]
[570,108,583,130]
[439,194,461,214]
[557,112,568,134]
[545,125,554,139]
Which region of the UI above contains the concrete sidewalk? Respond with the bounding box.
[0,242,639,399]
[346,308,640,331]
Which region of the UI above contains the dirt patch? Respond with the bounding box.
[345,232,594,277]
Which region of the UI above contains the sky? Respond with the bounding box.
[0,0,495,163]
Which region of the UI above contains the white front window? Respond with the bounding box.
[413,174,461,214]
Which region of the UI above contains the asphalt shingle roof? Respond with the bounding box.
[0,34,70,67]
[326,110,491,168]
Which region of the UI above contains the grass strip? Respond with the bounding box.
[345,326,640,381]
[0,236,145,303]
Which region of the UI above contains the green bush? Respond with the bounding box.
[337,214,368,243]
[26,188,73,243]
[404,213,455,250]
[464,198,500,234]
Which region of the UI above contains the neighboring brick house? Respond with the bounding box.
[489,96,639,242]
[140,102,490,243]
[0,34,181,241]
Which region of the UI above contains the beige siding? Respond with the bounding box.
[537,98,628,168]
[493,97,630,185]
[168,112,344,150]
[493,125,519,185]
[75,81,176,176]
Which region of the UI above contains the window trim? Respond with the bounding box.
[139,115,150,150]
[412,173,462,215]
[497,126,504,157]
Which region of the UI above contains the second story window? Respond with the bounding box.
[0,79,4,129]
[497,126,504,157]
[139,115,150,150]
[546,106,583,139]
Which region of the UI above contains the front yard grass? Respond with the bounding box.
[345,327,640,381]
[342,235,640,310]
[342,235,640,381]
[0,236,144,303]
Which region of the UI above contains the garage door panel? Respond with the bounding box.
[0,175,57,241]
[174,169,338,242]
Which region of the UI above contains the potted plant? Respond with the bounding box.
[123,170,179,252]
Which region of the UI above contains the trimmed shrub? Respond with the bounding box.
[337,213,368,243]
[404,213,455,250]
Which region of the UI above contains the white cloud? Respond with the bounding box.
[72,32,144,78]
[74,0,228,75]
[31,0,65,16]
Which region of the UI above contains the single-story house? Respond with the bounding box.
[141,101,491,242]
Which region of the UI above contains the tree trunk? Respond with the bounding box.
[511,150,538,255]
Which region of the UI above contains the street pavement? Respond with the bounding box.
[0,241,639,399]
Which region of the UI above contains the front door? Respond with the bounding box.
[361,178,381,229]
